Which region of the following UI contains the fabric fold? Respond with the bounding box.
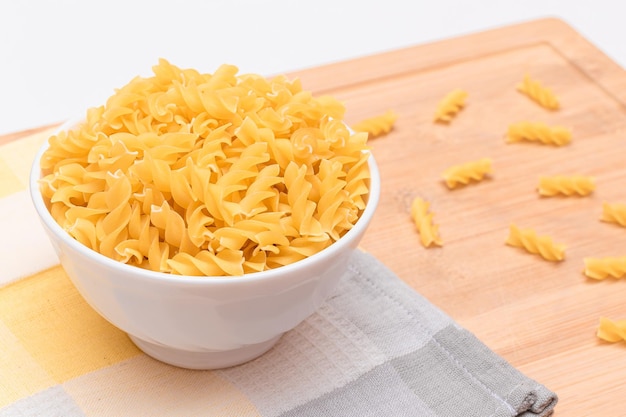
[216,250,558,417]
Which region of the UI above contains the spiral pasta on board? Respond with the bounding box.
[583,256,626,280]
[442,158,492,189]
[506,121,571,146]
[39,59,372,276]
[597,317,626,343]
[433,89,468,123]
[537,175,595,197]
[517,74,560,110]
[410,197,442,248]
[352,110,398,138]
[505,224,565,262]
[600,202,626,227]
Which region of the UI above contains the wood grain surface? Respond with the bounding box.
[3,18,625,416]
[289,18,626,416]
[0,122,60,147]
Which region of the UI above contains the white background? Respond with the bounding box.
[1,0,624,135]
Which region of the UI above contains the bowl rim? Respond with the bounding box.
[29,119,381,286]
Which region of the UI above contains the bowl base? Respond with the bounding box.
[129,334,282,370]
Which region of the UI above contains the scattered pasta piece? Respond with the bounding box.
[597,317,626,343]
[351,110,398,138]
[433,89,468,123]
[39,59,372,276]
[600,202,626,227]
[583,256,626,280]
[410,197,442,248]
[537,175,595,197]
[442,158,492,189]
[505,224,565,262]
[516,74,560,110]
[506,121,571,146]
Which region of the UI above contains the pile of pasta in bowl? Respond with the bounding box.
[38,59,372,277]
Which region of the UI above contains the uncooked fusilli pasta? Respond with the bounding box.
[352,110,398,138]
[442,158,492,189]
[583,256,626,280]
[505,224,565,262]
[597,317,626,343]
[433,89,468,123]
[410,197,442,248]
[506,121,571,146]
[39,59,372,276]
[517,74,559,110]
[600,202,626,227]
[537,175,595,197]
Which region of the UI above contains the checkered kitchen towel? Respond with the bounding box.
[0,128,557,416]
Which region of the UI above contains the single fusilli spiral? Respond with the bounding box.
[600,202,626,227]
[433,89,468,123]
[537,175,595,197]
[597,317,626,343]
[506,121,571,146]
[352,110,398,138]
[410,197,442,248]
[505,224,565,261]
[517,75,559,110]
[442,158,492,189]
[583,256,626,280]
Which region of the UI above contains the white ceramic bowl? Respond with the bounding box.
[29,128,380,370]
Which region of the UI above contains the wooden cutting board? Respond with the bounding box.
[3,18,624,416]
[289,18,626,416]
